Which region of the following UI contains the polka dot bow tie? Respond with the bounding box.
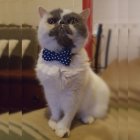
[42,48,72,66]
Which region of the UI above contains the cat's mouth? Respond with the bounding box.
[59,25,73,35]
[49,25,75,48]
[49,25,73,36]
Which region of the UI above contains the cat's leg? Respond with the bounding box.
[79,112,95,124]
[84,72,110,119]
[92,102,109,118]
[90,85,110,118]
[49,104,61,122]
[81,92,109,119]
[79,97,108,121]
[78,102,95,124]
[77,91,95,124]
[55,95,79,137]
[78,84,109,122]
[48,108,61,131]
[79,97,109,121]
[44,90,61,130]
[48,102,62,130]
[92,87,110,118]
[55,113,74,137]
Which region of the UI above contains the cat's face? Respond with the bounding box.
[38,7,89,52]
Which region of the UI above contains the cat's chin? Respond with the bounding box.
[45,45,63,52]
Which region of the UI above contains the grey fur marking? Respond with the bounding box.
[48,9,87,48]
[50,8,63,19]
[63,12,87,38]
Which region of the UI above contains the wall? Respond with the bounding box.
[0,0,139,62]
[0,0,82,26]
[93,0,140,64]
[93,0,130,24]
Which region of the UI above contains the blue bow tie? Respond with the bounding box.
[42,48,72,66]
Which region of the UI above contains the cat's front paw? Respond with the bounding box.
[55,123,70,137]
[48,119,57,131]
[81,116,95,124]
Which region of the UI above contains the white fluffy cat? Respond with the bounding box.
[36,7,110,137]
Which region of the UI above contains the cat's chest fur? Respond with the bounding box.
[35,49,89,93]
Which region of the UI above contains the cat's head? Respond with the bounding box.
[38,7,89,52]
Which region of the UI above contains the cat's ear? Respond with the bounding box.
[38,7,47,18]
[80,8,90,22]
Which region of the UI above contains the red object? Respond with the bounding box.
[82,0,93,60]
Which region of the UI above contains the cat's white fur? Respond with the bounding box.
[36,7,110,137]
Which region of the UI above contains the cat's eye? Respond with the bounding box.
[47,18,58,24]
[67,17,79,24]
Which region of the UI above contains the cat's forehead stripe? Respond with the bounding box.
[50,9,81,20]
[50,8,63,19]
[63,12,82,20]
[61,9,72,17]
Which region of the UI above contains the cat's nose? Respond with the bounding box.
[59,20,65,24]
